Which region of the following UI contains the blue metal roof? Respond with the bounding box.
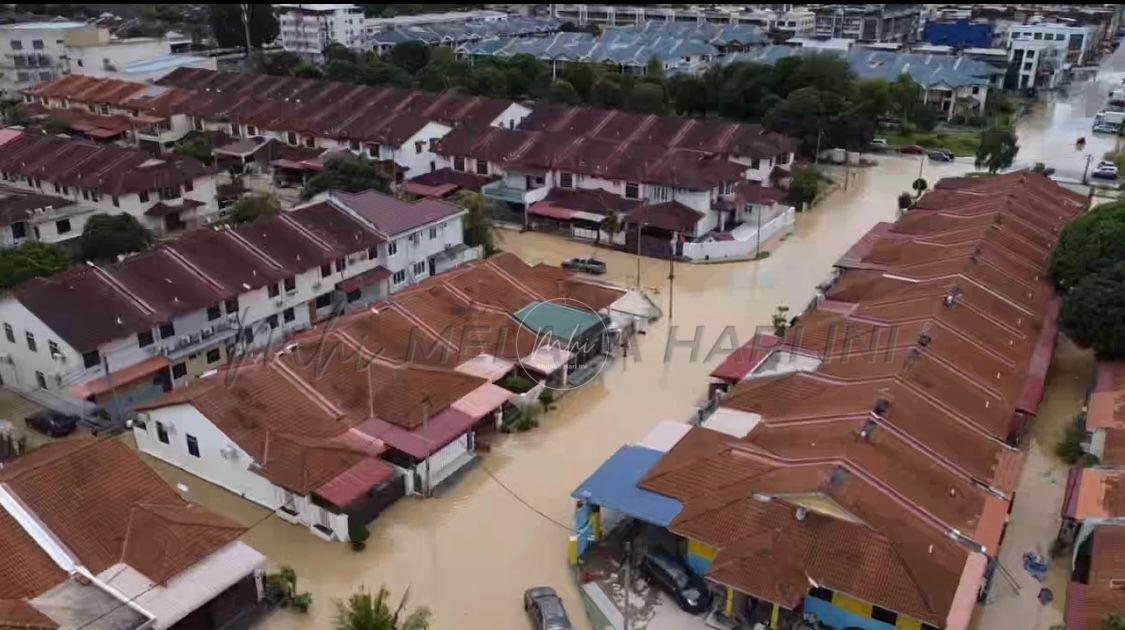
[572,446,683,527]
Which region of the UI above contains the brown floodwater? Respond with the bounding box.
[141,53,1125,627]
[144,155,978,630]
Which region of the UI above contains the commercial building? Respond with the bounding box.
[1006,22,1095,90]
[812,4,924,42]
[572,172,1088,629]
[922,19,995,49]
[0,21,189,99]
[0,438,265,629]
[277,4,367,61]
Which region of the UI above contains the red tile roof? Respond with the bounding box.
[624,200,706,233]
[0,439,245,588]
[1065,526,1125,630]
[0,184,77,229]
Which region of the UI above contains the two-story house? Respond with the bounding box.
[0,131,218,233]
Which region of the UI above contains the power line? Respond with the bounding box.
[72,499,281,625]
[478,461,574,533]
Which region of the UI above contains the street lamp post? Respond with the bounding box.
[635,222,646,289]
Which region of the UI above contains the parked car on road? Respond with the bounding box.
[523,587,572,630]
[927,149,954,162]
[1092,161,1119,180]
[897,144,926,155]
[867,138,889,151]
[639,548,712,614]
[24,410,79,437]
[562,257,607,275]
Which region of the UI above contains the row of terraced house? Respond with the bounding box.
[15,68,797,261]
[571,172,1089,629]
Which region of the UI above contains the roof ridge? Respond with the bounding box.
[386,302,458,352]
[267,359,346,419]
[87,261,158,317]
[481,259,546,303]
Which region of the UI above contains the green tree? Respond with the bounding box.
[44,116,70,135]
[1060,261,1125,358]
[1,101,29,125]
[898,192,914,213]
[230,194,280,225]
[912,177,928,198]
[209,4,277,49]
[388,40,431,74]
[0,242,71,291]
[1104,613,1125,630]
[325,59,360,82]
[294,61,324,79]
[415,65,448,91]
[79,214,154,261]
[455,191,499,255]
[252,50,303,76]
[589,77,625,109]
[334,586,430,630]
[499,54,551,98]
[303,157,392,199]
[173,139,214,166]
[359,59,414,88]
[624,82,665,114]
[464,66,507,97]
[561,64,596,101]
[644,57,664,80]
[787,168,819,211]
[671,75,708,117]
[975,126,1019,173]
[1050,201,1125,290]
[851,79,890,119]
[598,213,620,245]
[545,80,581,105]
[324,42,359,65]
[888,74,924,122]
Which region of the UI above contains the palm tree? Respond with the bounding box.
[599,213,620,245]
[334,586,431,630]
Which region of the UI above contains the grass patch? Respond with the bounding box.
[884,131,980,157]
[753,251,771,260]
[1105,150,1125,172]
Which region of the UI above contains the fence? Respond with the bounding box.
[681,205,796,262]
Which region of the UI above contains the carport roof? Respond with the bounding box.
[572,446,683,527]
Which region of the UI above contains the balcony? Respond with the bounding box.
[482,179,549,206]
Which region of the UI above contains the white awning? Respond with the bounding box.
[637,421,692,453]
[702,407,761,438]
[455,354,515,383]
[519,346,572,375]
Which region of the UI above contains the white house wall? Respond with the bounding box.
[135,403,351,541]
[0,297,82,390]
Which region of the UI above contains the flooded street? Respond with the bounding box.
[140,53,1124,630]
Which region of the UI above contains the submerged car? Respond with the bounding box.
[24,410,79,437]
[897,144,926,155]
[562,257,607,275]
[867,138,889,151]
[523,587,572,630]
[639,548,712,614]
[927,149,955,162]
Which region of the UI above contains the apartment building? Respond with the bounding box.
[0,21,184,99]
[0,132,218,235]
[0,190,471,409]
[277,4,367,60]
[1005,22,1095,90]
[812,4,923,42]
[0,438,266,630]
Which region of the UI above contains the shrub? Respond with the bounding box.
[500,375,535,394]
[1056,412,1089,465]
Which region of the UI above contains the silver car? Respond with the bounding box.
[523,587,572,630]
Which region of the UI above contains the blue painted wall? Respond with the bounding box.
[804,597,897,630]
[922,20,993,49]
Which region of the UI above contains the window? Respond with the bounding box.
[139,191,150,203]
[335,257,345,273]
[159,321,175,339]
[1024,61,1033,71]
[158,186,181,201]
[368,245,379,259]
[283,277,296,293]
[320,263,332,277]
[346,289,361,303]
[25,331,36,352]
[625,182,640,199]
[186,434,200,457]
[35,371,46,389]
[287,131,297,146]
[303,136,315,148]
[3,323,12,343]
[172,362,187,379]
[138,330,155,348]
[414,261,426,275]
[48,340,60,357]
[112,195,119,208]
[476,160,489,176]
[453,156,466,172]
[410,233,420,246]
[268,283,280,298]
[11,222,26,239]
[82,349,100,369]
[315,293,332,308]
[415,140,424,154]
[387,241,398,255]
[279,306,296,323]
[393,270,406,284]
[871,606,898,625]
[349,139,360,151]
[267,314,279,328]
[184,179,193,192]
[10,40,22,51]
[207,304,221,321]
[560,172,573,188]
[224,298,239,315]
[1026,50,1034,58]
[32,39,44,50]
[246,125,257,136]
[56,218,71,234]
[429,227,438,240]
[156,421,169,444]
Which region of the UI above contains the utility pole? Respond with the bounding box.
[421,396,431,498]
[635,222,645,290]
[755,206,762,259]
[240,4,253,55]
[814,128,823,165]
[668,236,676,321]
[1082,153,1093,185]
[623,541,632,630]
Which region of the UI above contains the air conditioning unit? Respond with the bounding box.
[219,445,240,461]
[274,299,285,308]
[227,313,238,323]
[179,335,190,346]
[189,333,201,343]
[50,350,65,361]
[201,326,214,338]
